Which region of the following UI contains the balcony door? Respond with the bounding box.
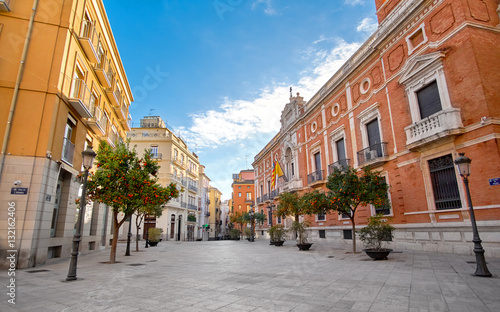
[417,81,442,119]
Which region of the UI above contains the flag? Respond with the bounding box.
[271,161,286,189]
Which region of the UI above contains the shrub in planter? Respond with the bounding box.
[358,214,395,260]
[268,224,286,246]
[243,228,252,240]
[290,221,313,251]
[148,228,163,246]
[229,229,241,240]
[187,214,196,222]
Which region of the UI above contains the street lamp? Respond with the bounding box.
[454,153,492,277]
[249,206,255,242]
[267,203,275,227]
[67,146,96,281]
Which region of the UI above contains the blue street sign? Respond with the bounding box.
[489,178,500,186]
[11,187,28,195]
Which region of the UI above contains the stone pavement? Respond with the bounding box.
[1,239,500,312]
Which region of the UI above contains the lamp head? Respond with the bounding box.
[82,146,97,170]
[454,153,471,177]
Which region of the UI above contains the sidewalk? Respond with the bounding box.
[1,239,499,311]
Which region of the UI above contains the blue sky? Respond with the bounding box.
[104,0,378,200]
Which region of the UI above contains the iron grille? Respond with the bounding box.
[428,154,462,210]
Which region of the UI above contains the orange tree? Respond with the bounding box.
[325,167,389,253]
[85,141,179,263]
[276,191,319,222]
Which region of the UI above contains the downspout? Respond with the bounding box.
[0,0,40,182]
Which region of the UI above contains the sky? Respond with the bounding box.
[104,0,378,200]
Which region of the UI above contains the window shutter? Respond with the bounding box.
[417,81,442,119]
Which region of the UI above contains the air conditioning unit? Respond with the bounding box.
[365,150,378,161]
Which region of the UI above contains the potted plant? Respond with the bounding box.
[229,229,240,240]
[147,227,163,247]
[268,224,286,246]
[358,214,395,260]
[243,228,252,241]
[290,221,313,251]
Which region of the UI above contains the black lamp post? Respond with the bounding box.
[454,153,492,277]
[67,146,96,281]
[267,203,275,227]
[249,206,255,242]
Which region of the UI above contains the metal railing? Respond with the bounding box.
[188,204,197,210]
[79,20,101,57]
[69,78,93,113]
[357,142,388,165]
[95,54,114,85]
[307,170,324,185]
[188,184,198,193]
[328,159,350,174]
[270,189,279,199]
[61,138,75,165]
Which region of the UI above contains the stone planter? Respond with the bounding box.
[296,243,313,251]
[148,241,159,247]
[363,248,392,260]
[272,241,284,247]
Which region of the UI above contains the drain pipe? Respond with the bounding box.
[0,0,39,182]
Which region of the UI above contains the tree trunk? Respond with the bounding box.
[110,211,119,263]
[110,211,128,263]
[351,217,357,253]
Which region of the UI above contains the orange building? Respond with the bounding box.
[231,170,255,215]
[253,0,500,256]
[0,0,132,268]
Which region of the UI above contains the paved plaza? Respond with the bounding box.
[1,239,500,312]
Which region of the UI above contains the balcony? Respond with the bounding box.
[126,114,132,131]
[173,157,187,169]
[106,86,123,108]
[78,20,100,63]
[307,170,325,186]
[107,129,118,147]
[270,189,279,199]
[357,142,389,167]
[94,55,113,88]
[328,159,350,174]
[68,79,93,118]
[188,184,198,193]
[0,0,11,11]
[404,108,464,150]
[61,138,75,165]
[151,153,162,160]
[262,193,269,202]
[114,103,128,122]
[181,201,187,208]
[188,204,198,210]
[86,106,107,136]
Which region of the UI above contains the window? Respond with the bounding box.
[277,216,282,224]
[319,230,326,239]
[317,210,326,221]
[62,117,76,164]
[314,152,321,172]
[417,81,442,119]
[150,146,158,157]
[238,192,241,197]
[246,193,251,200]
[373,176,391,216]
[285,147,294,179]
[428,154,462,210]
[400,52,453,124]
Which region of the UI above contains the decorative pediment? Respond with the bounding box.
[399,52,445,84]
[280,93,305,132]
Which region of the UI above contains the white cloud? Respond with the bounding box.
[345,0,365,5]
[252,0,278,15]
[357,17,378,33]
[177,38,361,150]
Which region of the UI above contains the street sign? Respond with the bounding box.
[11,187,28,195]
[489,178,500,186]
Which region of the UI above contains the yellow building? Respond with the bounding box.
[208,187,222,240]
[128,116,203,241]
[0,0,132,268]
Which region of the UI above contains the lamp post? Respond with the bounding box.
[454,153,492,277]
[67,146,96,281]
[249,206,255,242]
[267,203,275,227]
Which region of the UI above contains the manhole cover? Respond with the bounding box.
[128,263,146,266]
[27,269,50,273]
